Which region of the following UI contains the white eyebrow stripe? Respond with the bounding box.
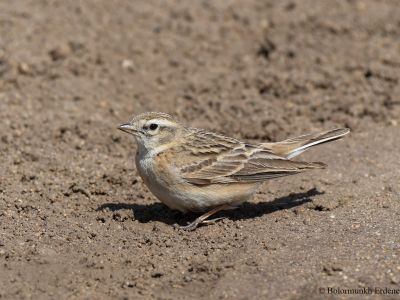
[147,119,176,127]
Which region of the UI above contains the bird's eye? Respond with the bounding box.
[149,123,158,130]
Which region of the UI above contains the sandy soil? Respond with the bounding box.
[1,0,400,299]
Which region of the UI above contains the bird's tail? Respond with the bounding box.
[262,128,350,159]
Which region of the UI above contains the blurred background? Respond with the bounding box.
[0,1,399,299]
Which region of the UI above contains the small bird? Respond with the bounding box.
[118,112,349,230]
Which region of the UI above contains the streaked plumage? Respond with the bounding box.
[119,112,350,230]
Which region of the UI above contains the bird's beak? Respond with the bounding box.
[118,123,138,135]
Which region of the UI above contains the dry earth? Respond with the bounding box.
[0,1,400,299]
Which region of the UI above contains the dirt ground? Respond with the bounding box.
[1,0,400,299]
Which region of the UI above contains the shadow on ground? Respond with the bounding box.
[97,188,323,226]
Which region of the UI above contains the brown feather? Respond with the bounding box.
[175,131,327,185]
[262,128,350,158]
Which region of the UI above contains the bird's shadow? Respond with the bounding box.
[97,188,323,226]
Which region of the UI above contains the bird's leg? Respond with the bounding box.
[202,217,226,225]
[180,204,230,231]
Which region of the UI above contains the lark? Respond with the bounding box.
[118,112,349,230]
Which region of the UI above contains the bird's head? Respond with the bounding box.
[118,112,184,153]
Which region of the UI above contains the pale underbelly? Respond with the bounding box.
[142,175,260,212]
[136,153,260,212]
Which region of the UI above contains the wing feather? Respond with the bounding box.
[181,144,325,185]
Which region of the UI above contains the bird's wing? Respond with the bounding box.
[177,130,325,185]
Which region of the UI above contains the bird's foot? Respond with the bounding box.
[178,216,226,231]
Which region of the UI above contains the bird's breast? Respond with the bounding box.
[135,150,187,211]
[135,150,260,212]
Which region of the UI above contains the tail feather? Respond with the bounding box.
[263,128,350,159]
